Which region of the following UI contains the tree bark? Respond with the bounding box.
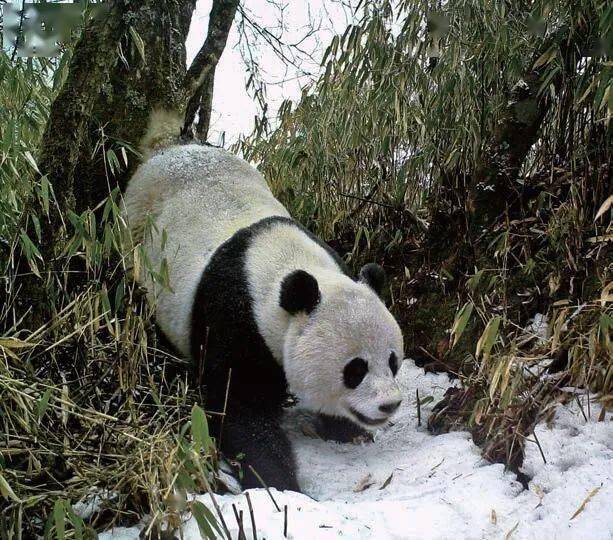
[195,65,217,141]
[72,0,197,212]
[37,1,137,253]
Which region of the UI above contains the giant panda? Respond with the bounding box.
[123,115,405,492]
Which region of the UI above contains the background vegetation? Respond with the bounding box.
[239,0,611,469]
[0,0,610,537]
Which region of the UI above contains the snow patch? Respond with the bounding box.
[99,363,613,540]
[525,313,549,343]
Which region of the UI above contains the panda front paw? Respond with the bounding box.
[221,406,301,493]
[227,454,300,492]
[313,414,374,444]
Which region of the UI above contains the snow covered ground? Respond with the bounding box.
[100,363,612,540]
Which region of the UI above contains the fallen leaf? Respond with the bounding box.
[570,486,601,520]
[379,472,394,490]
[353,473,374,492]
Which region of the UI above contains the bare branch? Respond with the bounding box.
[237,3,320,70]
[195,64,217,140]
[183,0,239,135]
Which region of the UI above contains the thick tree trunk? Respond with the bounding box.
[24,0,237,327]
[37,1,138,254]
[43,0,238,215]
[37,0,196,247]
[72,0,197,212]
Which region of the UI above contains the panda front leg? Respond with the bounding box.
[220,402,300,493]
[314,413,374,443]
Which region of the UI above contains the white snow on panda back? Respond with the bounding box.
[123,144,289,356]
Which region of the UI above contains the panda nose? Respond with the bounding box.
[379,400,402,414]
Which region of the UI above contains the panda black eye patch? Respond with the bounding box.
[389,352,399,376]
[343,357,368,389]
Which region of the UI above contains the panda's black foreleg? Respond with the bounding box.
[219,403,300,493]
[314,413,373,443]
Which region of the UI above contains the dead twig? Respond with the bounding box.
[248,465,281,512]
[232,503,246,540]
[245,491,257,540]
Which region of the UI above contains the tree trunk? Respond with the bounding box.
[468,24,591,229]
[24,0,237,327]
[182,0,239,139]
[195,65,216,141]
[72,0,197,213]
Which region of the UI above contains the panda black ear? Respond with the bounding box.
[358,263,386,296]
[280,270,320,315]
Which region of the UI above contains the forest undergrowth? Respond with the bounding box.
[0,1,611,538]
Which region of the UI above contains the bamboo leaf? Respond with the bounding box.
[23,150,40,173]
[533,46,556,69]
[476,316,501,359]
[451,302,474,347]
[37,388,53,421]
[40,175,51,215]
[0,337,34,350]
[191,501,222,539]
[0,473,21,502]
[191,404,212,453]
[64,503,85,540]
[54,499,66,540]
[600,282,613,307]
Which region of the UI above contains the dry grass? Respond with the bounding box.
[0,55,223,537]
[0,263,226,537]
[414,158,612,471]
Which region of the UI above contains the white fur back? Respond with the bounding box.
[124,144,405,425]
[123,144,290,355]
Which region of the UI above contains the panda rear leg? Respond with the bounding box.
[220,403,300,492]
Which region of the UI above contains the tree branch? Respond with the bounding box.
[183,0,239,136]
[195,64,217,140]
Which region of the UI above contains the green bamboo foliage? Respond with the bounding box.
[240,0,611,469]
[0,55,57,239]
[240,0,610,241]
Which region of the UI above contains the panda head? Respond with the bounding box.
[280,264,404,429]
